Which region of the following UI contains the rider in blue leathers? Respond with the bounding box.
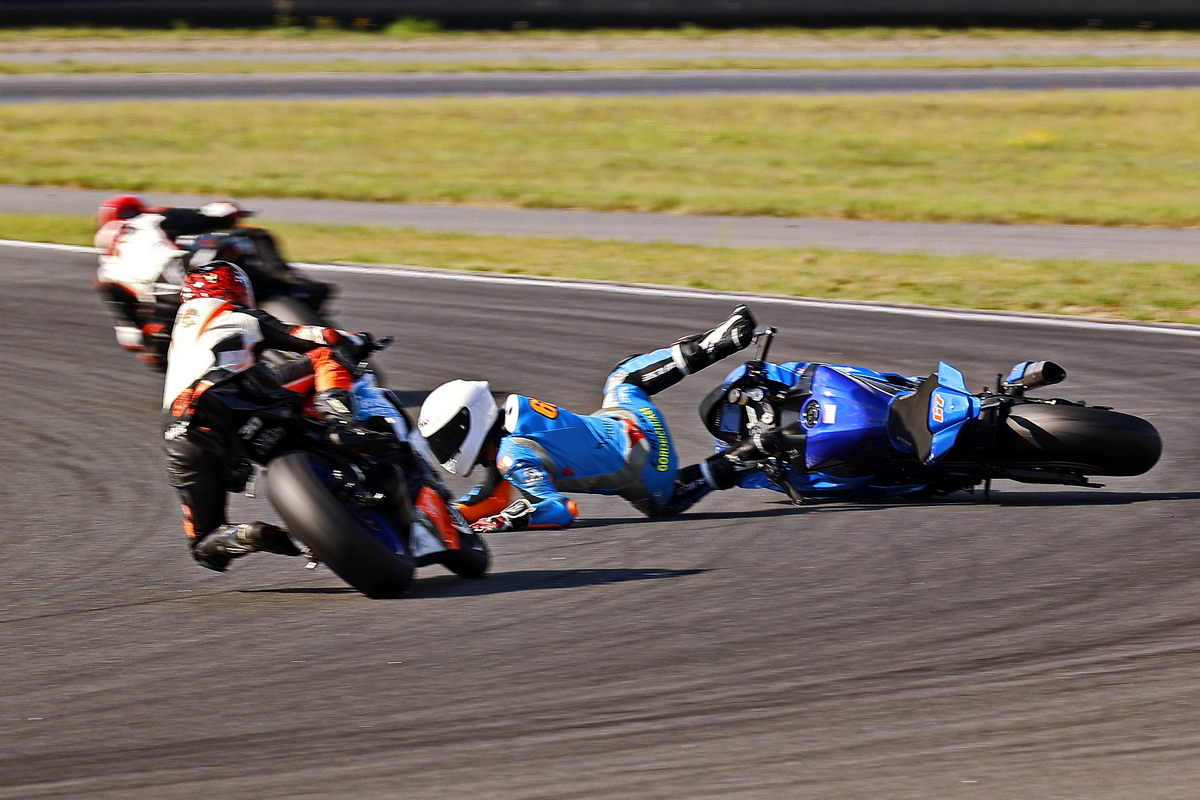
[416,306,759,532]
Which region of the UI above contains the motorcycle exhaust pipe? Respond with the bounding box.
[1003,360,1067,393]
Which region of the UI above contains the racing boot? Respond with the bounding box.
[660,438,773,516]
[673,304,757,374]
[192,522,300,572]
[609,305,758,397]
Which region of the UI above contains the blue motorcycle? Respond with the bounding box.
[699,329,1162,502]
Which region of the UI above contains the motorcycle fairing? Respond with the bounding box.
[701,361,802,444]
[737,467,927,498]
[887,362,982,466]
[779,363,901,477]
[703,361,918,447]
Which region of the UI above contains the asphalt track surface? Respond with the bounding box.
[4,240,1200,798]
[5,67,1200,103]
[7,184,1200,264]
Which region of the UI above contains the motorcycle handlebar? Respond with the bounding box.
[353,335,393,377]
[752,327,776,363]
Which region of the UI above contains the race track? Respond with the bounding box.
[5,67,1200,103]
[3,242,1200,798]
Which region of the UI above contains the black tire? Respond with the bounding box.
[259,296,323,326]
[440,531,490,579]
[996,403,1161,477]
[267,451,414,599]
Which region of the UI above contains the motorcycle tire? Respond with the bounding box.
[266,451,415,599]
[995,403,1161,477]
[259,296,324,327]
[440,531,490,579]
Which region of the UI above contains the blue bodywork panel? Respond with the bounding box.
[718,360,981,497]
[925,362,982,465]
[803,364,894,472]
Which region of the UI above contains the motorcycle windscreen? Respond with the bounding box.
[794,364,897,476]
[886,362,982,465]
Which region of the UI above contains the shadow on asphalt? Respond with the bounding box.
[411,567,707,598]
[638,490,1200,521]
[993,491,1200,506]
[239,586,359,595]
[237,568,707,599]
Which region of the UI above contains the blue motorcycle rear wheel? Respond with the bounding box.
[267,451,415,599]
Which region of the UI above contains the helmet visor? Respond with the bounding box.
[425,406,472,467]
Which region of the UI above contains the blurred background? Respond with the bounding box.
[1,0,1198,28]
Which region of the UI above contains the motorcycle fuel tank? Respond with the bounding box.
[785,364,897,476]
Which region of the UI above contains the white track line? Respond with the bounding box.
[2,239,97,254]
[8,237,1200,339]
[298,263,1200,340]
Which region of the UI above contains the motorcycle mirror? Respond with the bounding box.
[1002,360,1066,392]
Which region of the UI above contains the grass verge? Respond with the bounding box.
[3,93,1200,227]
[7,212,1199,324]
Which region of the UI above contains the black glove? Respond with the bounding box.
[348,331,375,360]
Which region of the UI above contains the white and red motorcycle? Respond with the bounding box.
[93,194,334,370]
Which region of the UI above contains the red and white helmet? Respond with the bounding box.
[179,261,255,309]
[96,194,148,228]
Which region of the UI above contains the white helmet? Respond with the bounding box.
[417,380,499,476]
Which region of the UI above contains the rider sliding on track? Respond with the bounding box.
[162,261,400,572]
[416,306,763,533]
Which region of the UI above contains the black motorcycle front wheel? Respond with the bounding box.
[996,402,1161,477]
[440,530,490,579]
[267,451,415,599]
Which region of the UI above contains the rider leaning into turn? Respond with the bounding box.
[416,306,762,533]
[162,261,395,572]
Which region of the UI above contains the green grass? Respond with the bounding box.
[6,54,1200,74]
[3,93,1200,227]
[0,212,94,243]
[7,212,1200,324]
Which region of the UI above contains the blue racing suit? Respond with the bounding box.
[457,347,703,528]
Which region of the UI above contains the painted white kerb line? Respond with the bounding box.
[6,237,1199,339]
[1,239,97,254]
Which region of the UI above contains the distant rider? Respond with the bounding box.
[94,194,256,367]
[94,193,327,371]
[416,306,761,532]
[162,261,396,572]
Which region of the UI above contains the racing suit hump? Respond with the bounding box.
[163,298,264,409]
